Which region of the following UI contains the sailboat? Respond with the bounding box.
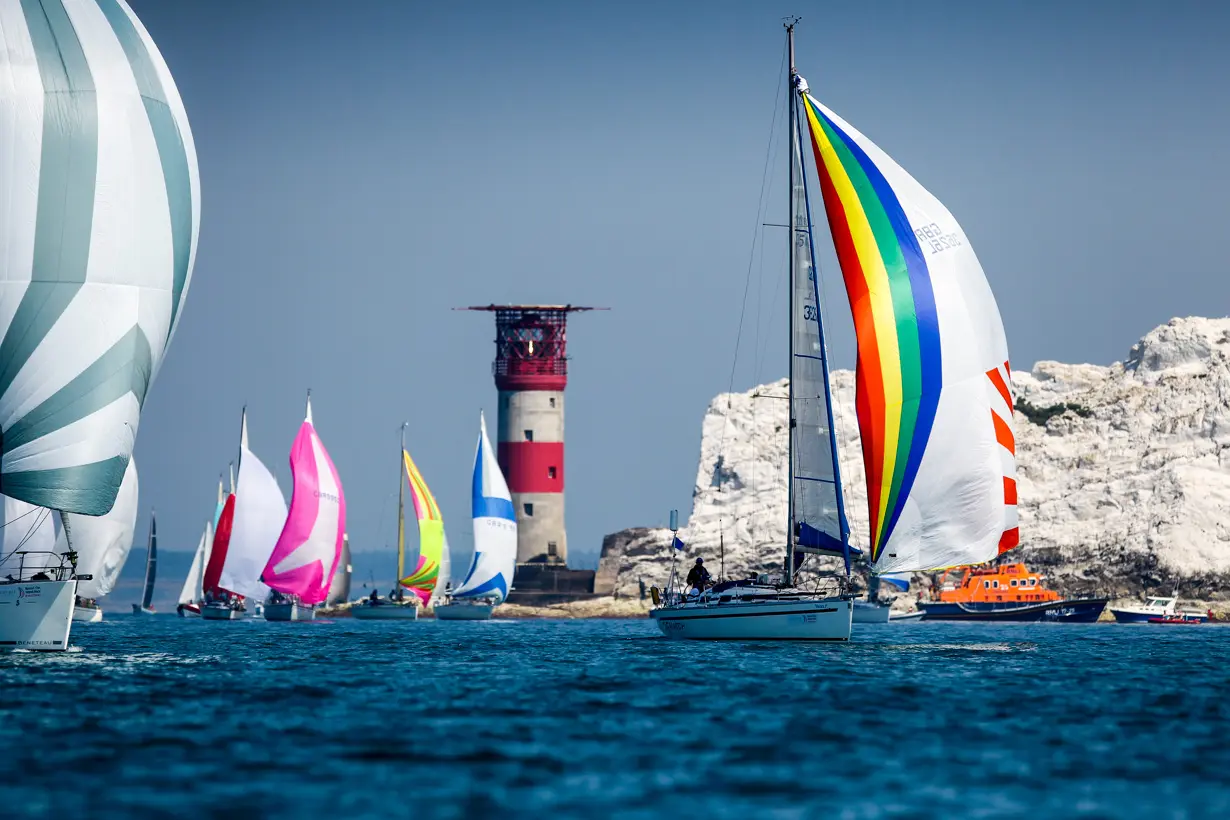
[650,21,1017,639]
[262,394,346,621]
[401,450,450,607]
[325,533,352,606]
[177,475,224,617]
[132,512,158,615]
[0,0,200,650]
[435,412,517,621]
[352,425,422,620]
[204,410,288,620]
[69,458,140,622]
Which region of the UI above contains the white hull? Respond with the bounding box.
[72,605,103,623]
[434,602,494,621]
[201,603,245,621]
[350,602,419,620]
[651,595,852,641]
[131,605,157,615]
[264,602,315,621]
[0,580,77,651]
[889,610,926,622]
[852,600,891,624]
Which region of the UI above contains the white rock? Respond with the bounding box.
[597,317,1230,601]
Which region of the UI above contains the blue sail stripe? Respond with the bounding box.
[474,496,516,521]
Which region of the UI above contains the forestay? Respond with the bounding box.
[0,0,199,514]
[800,88,1017,573]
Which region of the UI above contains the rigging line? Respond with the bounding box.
[718,38,789,471]
[0,506,54,568]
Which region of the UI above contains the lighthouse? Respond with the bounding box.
[460,305,601,566]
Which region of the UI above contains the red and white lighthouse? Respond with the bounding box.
[461,305,600,565]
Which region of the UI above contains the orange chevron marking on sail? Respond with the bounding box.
[992,412,1015,454]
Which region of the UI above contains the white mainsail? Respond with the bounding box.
[0,0,199,515]
[453,412,517,604]
[71,457,139,598]
[179,520,211,606]
[218,410,288,601]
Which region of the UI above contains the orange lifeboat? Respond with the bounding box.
[919,562,1106,622]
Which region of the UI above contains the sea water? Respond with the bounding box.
[1,618,1227,819]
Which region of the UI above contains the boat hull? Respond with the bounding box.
[0,580,77,651]
[350,602,419,620]
[852,600,891,624]
[889,610,926,622]
[201,604,245,621]
[650,596,852,641]
[131,605,156,615]
[1110,608,1208,624]
[919,598,1108,623]
[263,602,315,621]
[72,605,103,623]
[434,602,493,621]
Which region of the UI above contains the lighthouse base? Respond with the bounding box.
[502,564,598,606]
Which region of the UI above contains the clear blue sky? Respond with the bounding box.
[127,0,1230,566]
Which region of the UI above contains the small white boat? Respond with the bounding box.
[351,600,419,620]
[1110,596,1209,624]
[72,601,103,623]
[852,599,891,624]
[264,600,315,621]
[889,610,926,622]
[201,601,246,620]
[434,601,494,621]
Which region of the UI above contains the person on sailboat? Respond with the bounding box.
[685,558,712,596]
[369,589,379,604]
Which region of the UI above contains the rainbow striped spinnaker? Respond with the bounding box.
[399,451,448,605]
[799,87,1018,573]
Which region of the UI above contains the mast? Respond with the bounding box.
[396,422,407,592]
[784,18,799,587]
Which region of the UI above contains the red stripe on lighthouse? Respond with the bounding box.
[497,442,564,494]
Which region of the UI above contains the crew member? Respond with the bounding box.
[685,557,711,595]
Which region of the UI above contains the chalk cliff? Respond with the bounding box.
[597,318,1230,604]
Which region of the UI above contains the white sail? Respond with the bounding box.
[453,412,517,604]
[325,533,351,606]
[0,0,199,515]
[219,413,287,601]
[0,496,58,576]
[179,521,210,606]
[71,457,139,598]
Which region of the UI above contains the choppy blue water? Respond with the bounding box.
[2,618,1228,820]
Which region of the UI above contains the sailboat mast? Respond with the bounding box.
[784,19,799,588]
[396,423,407,589]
